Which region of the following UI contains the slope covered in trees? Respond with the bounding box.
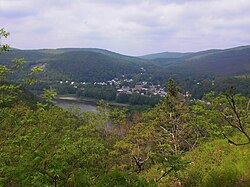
[142,45,250,77]
[0,45,250,81]
[47,51,150,82]
[0,47,157,82]
[1,44,250,99]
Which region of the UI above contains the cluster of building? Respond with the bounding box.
[58,78,168,97]
[117,84,167,97]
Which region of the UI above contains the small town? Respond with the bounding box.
[58,77,169,97]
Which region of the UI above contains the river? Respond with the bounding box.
[53,99,97,113]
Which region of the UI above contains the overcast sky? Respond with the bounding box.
[1,0,250,55]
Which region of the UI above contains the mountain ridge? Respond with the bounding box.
[139,45,250,60]
[139,45,250,77]
[0,45,249,81]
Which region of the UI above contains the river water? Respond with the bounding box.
[53,99,97,113]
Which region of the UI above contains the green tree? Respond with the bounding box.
[0,28,10,53]
[113,79,191,182]
[213,89,250,145]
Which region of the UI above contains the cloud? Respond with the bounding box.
[1,0,250,55]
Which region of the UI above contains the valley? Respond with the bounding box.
[1,0,250,185]
[1,45,249,102]
[1,13,250,186]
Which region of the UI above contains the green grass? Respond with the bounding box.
[179,134,250,187]
[144,131,250,187]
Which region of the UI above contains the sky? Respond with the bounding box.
[0,0,250,56]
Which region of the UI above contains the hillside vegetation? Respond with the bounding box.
[0,48,156,82]
[1,76,250,186]
[144,45,250,77]
[0,45,249,82]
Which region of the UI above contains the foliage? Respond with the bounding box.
[1,75,250,186]
[200,90,250,145]
[178,134,250,187]
[96,170,157,187]
[0,29,25,107]
[220,89,250,145]
[82,85,117,101]
[0,104,110,186]
[0,28,10,53]
[112,79,193,183]
[116,93,131,103]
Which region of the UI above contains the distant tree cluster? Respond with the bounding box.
[81,85,117,101]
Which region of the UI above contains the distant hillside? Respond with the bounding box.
[1,45,249,82]
[0,49,54,64]
[47,51,152,81]
[56,48,149,64]
[0,48,157,82]
[141,45,250,77]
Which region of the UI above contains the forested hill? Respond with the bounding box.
[0,48,157,82]
[47,51,154,81]
[2,48,151,65]
[140,45,250,77]
[0,45,250,82]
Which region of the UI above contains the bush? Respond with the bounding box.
[178,136,250,187]
[96,170,157,187]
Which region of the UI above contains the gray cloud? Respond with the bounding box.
[0,0,250,55]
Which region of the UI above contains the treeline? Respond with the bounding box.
[177,76,250,99]
[25,74,250,104]
[25,82,163,107]
[77,85,162,107]
[81,85,117,101]
[117,93,162,106]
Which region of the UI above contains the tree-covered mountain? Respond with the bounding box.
[0,46,250,98]
[0,45,249,83]
[0,48,158,82]
[142,45,250,77]
[47,51,153,81]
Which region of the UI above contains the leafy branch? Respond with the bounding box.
[222,88,250,146]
